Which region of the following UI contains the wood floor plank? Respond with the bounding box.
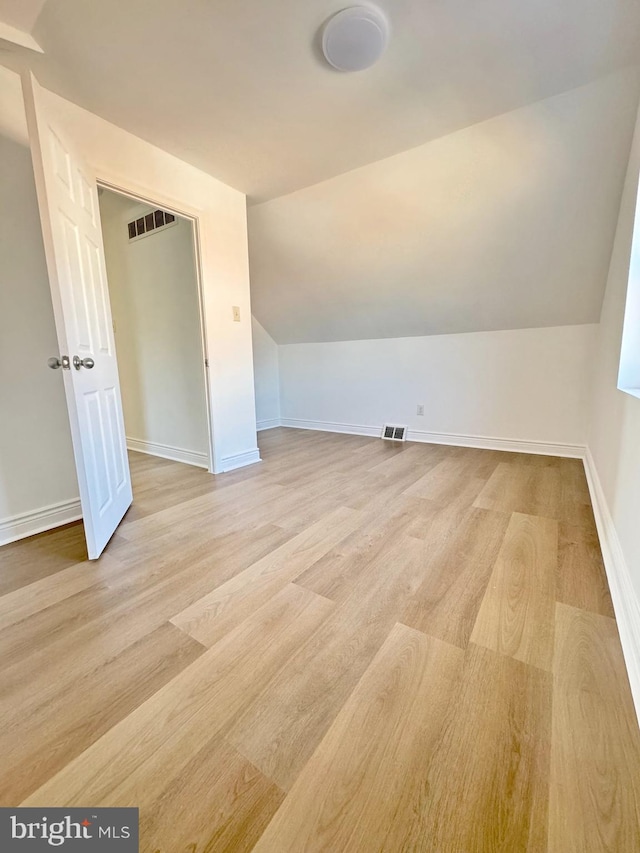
[0,622,205,805]
[227,535,426,790]
[557,457,598,529]
[500,452,562,468]
[119,461,219,523]
[0,522,297,729]
[401,480,493,543]
[0,553,120,630]
[21,583,333,809]
[170,506,361,647]
[402,506,510,648]
[470,511,558,671]
[556,522,614,617]
[415,643,552,853]
[340,463,445,517]
[267,471,357,533]
[0,582,115,670]
[365,441,448,479]
[269,433,375,487]
[473,461,560,519]
[548,603,640,852]
[117,477,288,544]
[251,622,462,853]
[293,494,425,602]
[103,522,296,604]
[0,522,87,595]
[474,458,596,530]
[139,739,284,853]
[403,455,493,505]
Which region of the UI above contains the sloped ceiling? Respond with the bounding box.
[1,2,639,343]
[0,0,639,201]
[0,0,47,32]
[249,69,640,343]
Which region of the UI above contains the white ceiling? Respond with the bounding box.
[249,70,640,343]
[1,0,639,201]
[0,0,46,32]
[1,1,638,343]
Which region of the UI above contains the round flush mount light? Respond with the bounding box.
[322,7,389,72]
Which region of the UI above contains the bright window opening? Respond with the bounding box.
[618,186,640,400]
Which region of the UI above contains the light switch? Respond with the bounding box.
[232,306,241,322]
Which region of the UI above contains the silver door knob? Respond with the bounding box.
[48,355,70,370]
[73,355,95,370]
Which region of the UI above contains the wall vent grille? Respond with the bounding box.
[127,209,176,241]
[381,424,407,441]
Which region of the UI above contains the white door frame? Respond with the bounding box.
[96,178,215,475]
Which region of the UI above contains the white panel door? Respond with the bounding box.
[22,73,132,559]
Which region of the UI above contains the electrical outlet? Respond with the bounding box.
[232,306,241,322]
[416,404,424,416]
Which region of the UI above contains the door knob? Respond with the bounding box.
[48,355,70,370]
[73,355,95,370]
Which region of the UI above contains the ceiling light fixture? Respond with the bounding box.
[321,6,389,72]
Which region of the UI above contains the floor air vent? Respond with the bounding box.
[382,424,407,441]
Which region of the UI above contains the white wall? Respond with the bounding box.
[99,191,209,464]
[41,80,258,473]
[585,98,640,721]
[588,104,640,600]
[251,317,280,430]
[250,69,640,345]
[0,134,78,541]
[279,324,596,452]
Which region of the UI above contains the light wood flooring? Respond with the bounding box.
[1,427,639,851]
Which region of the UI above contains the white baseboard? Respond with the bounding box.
[407,429,584,458]
[221,448,262,472]
[279,418,585,458]
[583,448,640,725]
[281,418,381,438]
[0,498,82,547]
[126,437,209,469]
[257,418,281,431]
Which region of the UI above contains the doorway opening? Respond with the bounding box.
[97,185,212,473]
